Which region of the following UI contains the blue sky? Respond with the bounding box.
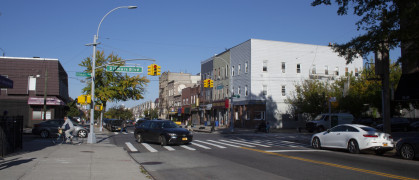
[0,0,400,108]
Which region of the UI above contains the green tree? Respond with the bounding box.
[66,98,84,117]
[311,0,419,66]
[79,51,149,119]
[104,105,133,120]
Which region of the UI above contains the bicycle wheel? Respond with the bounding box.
[53,134,65,144]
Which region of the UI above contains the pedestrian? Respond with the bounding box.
[120,120,127,133]
[61,116,75,142]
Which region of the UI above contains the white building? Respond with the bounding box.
[229,39,363,129]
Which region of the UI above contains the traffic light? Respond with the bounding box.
[203,79,208,88]
[147,64,154,75]
[209,79,213,88]
[156,65,161,75]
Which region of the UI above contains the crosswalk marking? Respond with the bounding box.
[219,139,255,147]
[180,145,196,151]
[163,146,176,151]
[141,143,158,152]
[194,140,227,148]
[191,142,211,149]
[125,142,138,152]
[207,140,241,148]
[229,139,271,147]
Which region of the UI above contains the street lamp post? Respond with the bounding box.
[87,6,137,144]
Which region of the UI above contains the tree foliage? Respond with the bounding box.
[144,109,159,119]
[104,105,133,120]
[79,51,150,116]
[311,0,419,64]
[66,98,84,118]
[287,62,402,119]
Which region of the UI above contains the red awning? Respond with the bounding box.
[28,97,65,105]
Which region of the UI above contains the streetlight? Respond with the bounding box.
[87,5,137,144]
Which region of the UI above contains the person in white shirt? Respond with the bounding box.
[61,116,75,142]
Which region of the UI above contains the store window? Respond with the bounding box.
[254,111,265,120]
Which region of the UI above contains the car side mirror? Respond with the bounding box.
[327,129,331,133]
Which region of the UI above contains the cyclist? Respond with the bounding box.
[61,116,75,142]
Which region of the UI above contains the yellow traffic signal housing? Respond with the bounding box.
[86,95,91,104]
[156,65,161,75]
[203,79,208,88]
[147,64,154,75]
[209,79,214,88]
[77,95,85,104]
[153,64,158,76]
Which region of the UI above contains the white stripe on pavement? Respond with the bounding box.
[180,145,196,151]
[207,140,241,148]
[191,142,211,149]
[163,146,176,151]
[229,139,271,147]
[141,143,158,152]
[194,140,227,148]
[219,139,256,147]
[266,150,324,153]
[125,142,138,152]
[114,132,119,135]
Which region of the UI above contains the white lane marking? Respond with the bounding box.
[219,140,255,147]
[141,143,158,152]
[163,146,176,151]
[122,132,128,135]
[266,150,324,153]
[125,142,138,152]
[194,140,226,148]
[207,140,241,148]
[180,145,196,151]
[114,132,119,135]
[191,142,211,149]
[229,139,271,147]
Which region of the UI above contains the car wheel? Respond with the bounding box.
[312,137,322,149]
[77,130,88,138]
[40,130,49,138]
[400,144,415,160]
[348,140,360,154]
[135,133,143,143]
[159,135,167,146]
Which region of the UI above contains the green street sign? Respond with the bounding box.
[106,66,142,73]
[76,72,91,77]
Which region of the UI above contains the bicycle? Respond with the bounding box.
[52,128,80,145]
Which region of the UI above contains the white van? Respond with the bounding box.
[305,113,354,133]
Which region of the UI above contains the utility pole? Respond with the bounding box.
[43,65,48,121]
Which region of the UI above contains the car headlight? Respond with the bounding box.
[168,133,177,137]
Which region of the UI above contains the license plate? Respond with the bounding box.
[182,137,188,141]
[383,143,388,147]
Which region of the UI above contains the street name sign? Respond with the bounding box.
[76,72,91,77]
[106,66,142,73]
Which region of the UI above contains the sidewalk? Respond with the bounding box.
[191,125,306,134]
[0,127,151,180]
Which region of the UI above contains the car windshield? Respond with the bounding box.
[161,122,179,128]
[360,127,378,132]
[111,120,123,125]
[312,115,326,121]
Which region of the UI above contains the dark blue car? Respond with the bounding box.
[134,120,193,146]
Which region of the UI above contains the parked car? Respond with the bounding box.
[376,117,410,132]
[409,121,419,131]
[396,137,419,160]
[311,124,394,155]
[106,119,123,132]
[32,119,89,138]
[306,113,354,133]
[134,120,193,146]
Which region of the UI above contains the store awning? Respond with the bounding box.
[28,97,65,106]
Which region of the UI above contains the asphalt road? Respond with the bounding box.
[109,127,419,180]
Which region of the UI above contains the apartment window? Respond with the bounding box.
[263,85,267,96]
[297,64,301,74]
[218,67,221,79]
[282,85,286,96]
[254,111,265,120]
[238,86,241,96]
[245,85,248,96]
[225,65,229,78]
[311,65,316,74]
[325,65,329,75]
[335,67,339,76]
[238,64,241,75]
[263,60,268,72]
[245,61,248,73]
[28,76,37,91]
[345,67,349,76]
[232,66,235,76]
[355,68,359,77]
[282,62,286,73]
[1,75,8,91]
